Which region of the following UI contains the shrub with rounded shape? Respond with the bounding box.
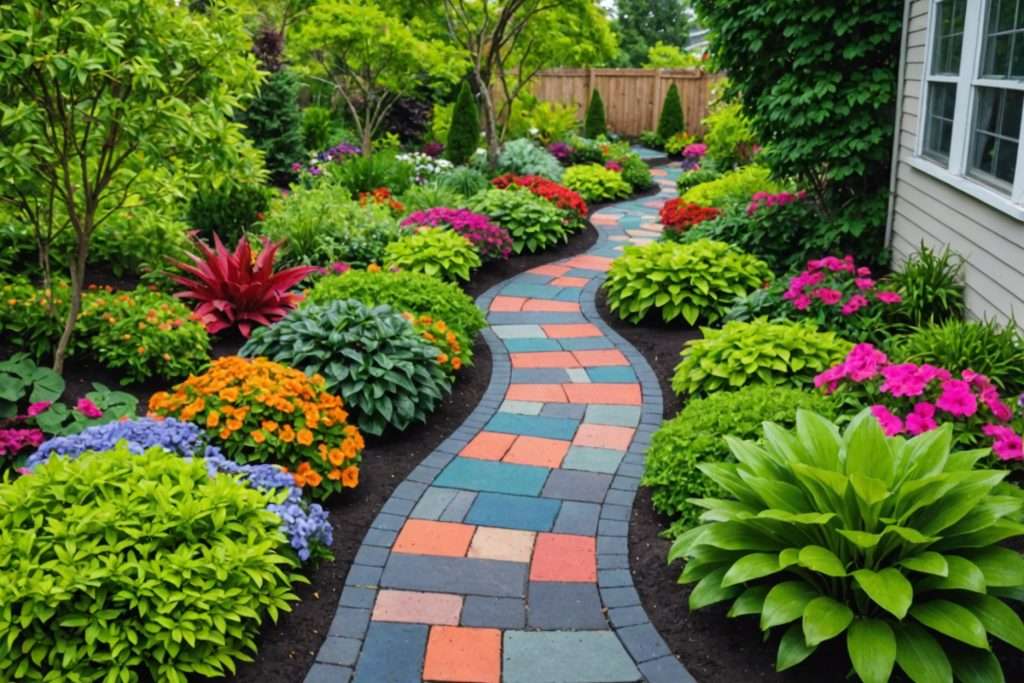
[241,300,451,436]
[682,164,779,208]
[672,318,850,396]
[642,386,836,535]
[401,207,513,261]
[303,269,486,362]
[676,166,723,193]
[383,229,482,282]
[398,183,464,213]
[496,138,564,181]
[466,188,571,254]
[561,164,632,202]
[617,154,654,192]
[671,411,1024,683]
[658,198,721,236]
[149,356,365,500]
[436,166,490,197]
[604,240,772,325]
[491,174,589,219]
[702,102,757,168]
[261,185,401,268]
[0,446,304,681]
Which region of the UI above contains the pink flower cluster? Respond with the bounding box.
[401,208,513,261]
[815,344,1023,461]
[604,161,623,172]
[783,256,901,317]
[746,190,806,216]
[682,143,707,159]
[0,428,44,457]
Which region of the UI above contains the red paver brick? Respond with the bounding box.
[460,431,517,461]
[372,590,462,625]
[562,255,613,272]
[529,533,596,582]
[572,349,629,367]
[393,520,475,558]
[506,384,568,403]
[550,276,589,288]
[490,296,526,312]
[529,264,570,277]
[590,214,620,225]
[423,626,502,683]
[563,383,642,405]
[522,299,580,313]
[573,424,635,451]
[503,435,570,468]
[510,351,580,369]
[541,323,602,339]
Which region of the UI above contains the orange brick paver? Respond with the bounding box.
[503,435,570,468]
[460,431,517,461]
[423,626,502,683]
[529,533,597,582]
[393,520,475,558]
[563,383,642,405]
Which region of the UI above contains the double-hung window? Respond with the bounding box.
[917,0,1024,215]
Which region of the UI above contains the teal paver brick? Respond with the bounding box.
[500,400,544,415]
[410,487,459,520]
[502,631,641,682]
[562,446,626,474]
[555,288,583,302]
[434,458,549,496]
[501,283,565,299]
[559,337,615,350]
[585,405,642,427]
[586,367,637,383]
[351,622,427,683]
[505,338,562,352]
[486,412,579,440]
[492,324,546,339]
[465,492,561,531]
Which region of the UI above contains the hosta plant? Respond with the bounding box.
[169,234,317,337]
[671,411,1024,683]
[561,163,632,202]
[383,228,482,282]
[466,188,571,254]
[672,319,851,397]
[682,164,779,208]
[496,138,564,180]
[604,240,772,325]
[241,300,451,436]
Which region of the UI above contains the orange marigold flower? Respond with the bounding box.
[206,411,221,428]
[219,428,231,440]
[279,425,295,443]
[436,353,449,364]
[137,346,146,354]
[297,428,314,446]
[341,466,359,488]
[451,357,463,370]
[328,448,344,466]
[367,263,381,273]
[262,420,278,432]
[435,321,447,333]
[328,468,343,481]
[219,387,239,402]
[226,418,243,431]
[251,430,266,444]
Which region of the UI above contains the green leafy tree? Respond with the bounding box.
[584,89,607,138]
[645,41,700,69]
[0,0,264,373]
[613,0,690,67]
[292,0,464,156]
[656,82,685,139]
[447,81,481,165]
[692,0,902,257]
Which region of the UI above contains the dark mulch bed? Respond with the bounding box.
[596,289,1024,682]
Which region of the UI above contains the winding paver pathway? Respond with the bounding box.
[305,163,695,683]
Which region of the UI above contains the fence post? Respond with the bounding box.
[586,67,595,106]
[651,69,664,132]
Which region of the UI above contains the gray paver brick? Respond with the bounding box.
[461,596,526,629]
[542,470,612,503]
[380,554,528,597]
[552,500,601,536]
[305,663,353,683]
[618,621,672,663]
[316,636,360,666]
[328,607,371,639]
[527,582,608,630]
[502,631,641,682]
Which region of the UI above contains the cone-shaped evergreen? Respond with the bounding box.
[238,68,305,186]
[446,82,481,165]
[656,83,685,140]
[584,89,607,138]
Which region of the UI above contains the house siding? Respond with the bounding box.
[891,0,1024,329]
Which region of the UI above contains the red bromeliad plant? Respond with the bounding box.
[169,234,317,338]
[491,174,588,218]
[659,198,721,235]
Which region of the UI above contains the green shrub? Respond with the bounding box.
[399,183,465,213]
[672,318,851,396]
[186,182,273,247]
[638,130,665,150]
[303,268,486,358]
[241,300,450,435]
[436,166,490,197]
[888,244,966,329]
[300,105,343,152]
[656,83,685,140]
[584,89,607,138]
[0,446,302,681]
[618,154,654,192]
[702,102,757,168]
[888,319,1024,396]
[566,134,607,164]
[384,229,481,282]
[466,188,571,254]
[323,152,413,197]
[508,99,579,145]
[90,206,192,278]
[562,164,632,202]
[446,81,480,165]
[723,280,794,323]
[676,166,723,193]
[260,185,400,267]
[238,68,305,184]
[682,164,780,208]
[0,277,69,361]
[604,240,772,325]
[497,139,564,181]
[671,411,1024,683]
[643,386,836,535]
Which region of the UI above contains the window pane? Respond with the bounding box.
[969,87,1024,187]
[981,0,1024,79]
[932,0,968,75]
[925,82,958,161]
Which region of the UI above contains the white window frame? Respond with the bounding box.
[914,0,1024,220]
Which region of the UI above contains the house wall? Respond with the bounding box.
[891,0,1024,330]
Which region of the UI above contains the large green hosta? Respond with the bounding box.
[671,410,1024,683]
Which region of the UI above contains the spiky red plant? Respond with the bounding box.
[169,234,317,338]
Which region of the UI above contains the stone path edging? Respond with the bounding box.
[305,165,696,683]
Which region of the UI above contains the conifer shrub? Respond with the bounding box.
[446,82,480,165]
[656,83,685,140]
[584,89,607,138]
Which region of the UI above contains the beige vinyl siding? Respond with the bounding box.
[891,0,1024,330]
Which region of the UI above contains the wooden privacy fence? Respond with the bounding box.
[529,68,720,137]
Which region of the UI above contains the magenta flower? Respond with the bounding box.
[75,398,103,419]
[841,294,868,316]
[905,402,938,435]
[871,404,904,436]
[27,401,51,417]
[854,278,876,291]
[813,288,843,305]
[935,380,978,417]
[982,424,1023,460]
[875,291,902,304]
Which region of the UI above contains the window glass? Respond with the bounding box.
[924,82,958,160]
[932,0,968,75]
[969,86,1023,185]
[981,0,1024,78]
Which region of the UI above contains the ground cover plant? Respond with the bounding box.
[467,188,573,254]
[149,356,365,499]
[887,245,966,329]
[682,164,779,208]
[672,318,851,397]
[496,138,564,181]
[604,240,772,325]
[383,228,482,282]
[676,166,723,194]
[562,163,632,202]
[400,208,513,261]
[241,301,451,437]
[671,411,1024,683]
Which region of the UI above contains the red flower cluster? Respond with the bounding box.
[659,198,721,233]
[491,174,588,218]
[359,187,405,216]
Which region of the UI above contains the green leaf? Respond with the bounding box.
[894,622,953,683]
[948,646,1004,683]
[963,546,1024,587]
[727,585,769,618]
[847,618,896,683]
[760,581,817,631]
[721,553,781,587]
[801,596,853,647]
[776,622,816,672]
[852,568,913,619]
[843,409,895,483]
[898,551,949,577]
[962,594,1024,652]
[910,600,989,649]
[797,545,846,577]
[689,567,741,609]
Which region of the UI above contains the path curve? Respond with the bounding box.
[305,165,696,683]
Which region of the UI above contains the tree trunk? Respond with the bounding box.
[361,124,373,157]
[52,229,89,374]
[473,71,500,168]
[36,236,55,316]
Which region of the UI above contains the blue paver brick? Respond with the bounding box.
[558,336,614,350]
[380,554,528,597]
[439,490,477,522]
[434,457,549,496]
[542,469,612,503]
[618,622,672,663]
[461,596,526,629]
[586,366,638,383]
[305,663,352,683]
[640,656,698,683]
[510,368,572,384]
[329,607,371,638]
[410,487,458,520]
[339,587,376,609]
[504,338,562,352]
[527,582,608,630]
[352,622,427,683]
[316,636,360,666]
[485,412,579,440]
[465,491,561,531]
[540,403,587,419]
[500,283,565,298]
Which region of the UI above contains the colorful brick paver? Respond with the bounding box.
[306,161,695,683]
